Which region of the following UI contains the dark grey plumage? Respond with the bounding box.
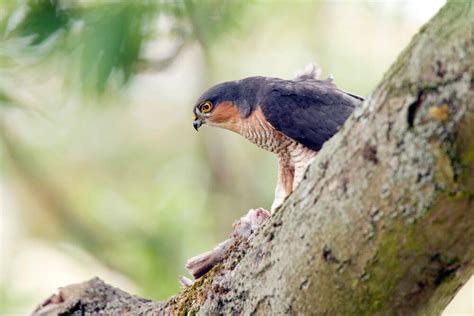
[259,77,362,151]
[194,75,362,151]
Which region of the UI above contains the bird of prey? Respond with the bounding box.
[193,64,362,212]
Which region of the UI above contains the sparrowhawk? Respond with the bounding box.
[192,64,362,212]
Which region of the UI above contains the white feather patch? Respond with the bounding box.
[294,63,321,80]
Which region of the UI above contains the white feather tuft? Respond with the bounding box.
[294,63,321,80]
[179,276,194,288]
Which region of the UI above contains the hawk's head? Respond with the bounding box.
[192,79,260,132]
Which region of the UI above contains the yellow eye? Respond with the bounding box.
[200,101,213,113]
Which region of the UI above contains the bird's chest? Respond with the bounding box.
[238,115,294,155]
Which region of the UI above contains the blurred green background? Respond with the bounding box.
[3,0,467,315]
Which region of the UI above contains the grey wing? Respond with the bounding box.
[260,79,361,151]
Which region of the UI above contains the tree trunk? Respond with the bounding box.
[33,1,474,315]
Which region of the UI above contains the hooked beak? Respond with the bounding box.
[193,118,203,131]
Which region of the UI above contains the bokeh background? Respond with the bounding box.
[0,0,471,315]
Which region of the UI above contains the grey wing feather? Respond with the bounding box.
[260,79,361,151]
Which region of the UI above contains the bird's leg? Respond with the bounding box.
[292,150,317,191]
[271,156,294,213]
[183,208,270,284]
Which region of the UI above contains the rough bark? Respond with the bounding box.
[33,1,473,315]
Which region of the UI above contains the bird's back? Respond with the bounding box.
[251,76,362,151]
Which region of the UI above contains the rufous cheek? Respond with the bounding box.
[208,101,241,131]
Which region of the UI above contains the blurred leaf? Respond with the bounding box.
[0,88,11,105]
[183,0,248,48]
[0,87,16,108]
[2,0,248,95]
[12,0,71,46]
[79,3,155,94]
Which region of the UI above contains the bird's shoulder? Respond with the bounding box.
[252,77,362,151]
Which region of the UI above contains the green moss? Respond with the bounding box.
[455,114,474,191]
[434,147,455,188]
[352,189,474,315]
[460,117,474,159]
[360,222,420,313]
[173,260,228,314]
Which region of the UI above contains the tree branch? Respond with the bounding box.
[33,278,166,316]
[33,1,474,315]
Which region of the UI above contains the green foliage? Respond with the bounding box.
[3,0,156,94]
[79,3,154,93]
[0,88,13,106]
[1,0,247,95]
[0,1,253,305]
[12,0,70,46]
[180,0,248,47]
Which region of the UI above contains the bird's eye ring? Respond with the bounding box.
[200,101,213,113]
